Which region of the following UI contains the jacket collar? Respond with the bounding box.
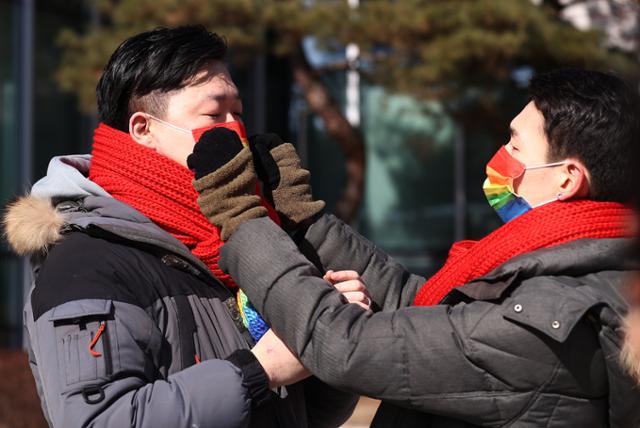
[444,238,634,344]
[60,196,215,279]
[451,237,635,302]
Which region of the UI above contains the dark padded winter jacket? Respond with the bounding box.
[220,214,640,427]
[4,156,357,428]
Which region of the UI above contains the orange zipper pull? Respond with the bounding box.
[88,322,106,358]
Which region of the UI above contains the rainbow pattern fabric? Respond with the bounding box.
[237,289,269,341]
[483,146,532,223]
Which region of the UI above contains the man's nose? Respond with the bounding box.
[505,142,514,155]
[224,112,236,123]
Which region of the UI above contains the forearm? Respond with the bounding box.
[220,219,501,406]
[302,213,425,309]
[27,300,261,428]
[219,219,561,428]
[35,353,254,427]
[83,360,252,428]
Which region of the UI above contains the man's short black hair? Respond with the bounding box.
[96,25,227,131]
[528,68,639,203]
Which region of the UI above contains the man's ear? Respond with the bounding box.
[129,112,156,149]
[557,159,590,201]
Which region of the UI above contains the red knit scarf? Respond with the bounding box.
[413,200,632,306]
[89,123,278,289]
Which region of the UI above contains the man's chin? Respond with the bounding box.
[156,149,192,170]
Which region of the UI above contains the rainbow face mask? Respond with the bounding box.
[483,146,565,223]
[149,115,249,146]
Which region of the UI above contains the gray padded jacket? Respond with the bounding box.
[220,214,640,427]
[4,156,356,428]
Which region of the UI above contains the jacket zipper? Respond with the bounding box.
[101,321,113,376]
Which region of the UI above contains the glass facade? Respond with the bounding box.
[0,0,22,348]
[0,0,91,348]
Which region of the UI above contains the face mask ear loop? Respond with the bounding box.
[524,160,567,171]
[147,115,191,135]
[531,193,562,209]
[522,160,568,208]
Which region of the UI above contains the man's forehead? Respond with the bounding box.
[184,66,240,102]
[164,66,240,117]
[511,101,545,136]
[206,92,241,102]
[187,62,237,89]
[194,85,241,109]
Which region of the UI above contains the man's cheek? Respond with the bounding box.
[159,137,197,168]
[179,141,198,167]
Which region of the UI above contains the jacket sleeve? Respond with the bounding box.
[25,296,255,428]
[220,218,560,426]
[300,213,426,310]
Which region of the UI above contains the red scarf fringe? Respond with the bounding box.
[89,123,278,289]
[413,200,632,306]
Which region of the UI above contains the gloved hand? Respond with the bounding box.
[187,128,267,240]
[249,133,325,230]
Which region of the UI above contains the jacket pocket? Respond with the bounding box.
[50,299,115,390]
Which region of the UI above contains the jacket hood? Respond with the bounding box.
[3,154,210,275]
[30,155,110,200]
[4,155,101,256]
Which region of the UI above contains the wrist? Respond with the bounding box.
[250,346,278,389]
[226,349,273,407]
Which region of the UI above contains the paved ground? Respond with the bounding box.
[0,350,379,428]
[0,351,47,428]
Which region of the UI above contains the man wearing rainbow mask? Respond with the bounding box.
[189,68,640,427]
[3,26,358,427]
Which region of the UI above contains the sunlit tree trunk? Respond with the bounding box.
[290,43,365,223]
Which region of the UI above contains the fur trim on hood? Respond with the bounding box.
[2,154,106,256]
[3,196,64,256]
[621,309,640,386]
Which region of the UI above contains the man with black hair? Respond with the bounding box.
[187,68,640,427]
[3,26,357,427]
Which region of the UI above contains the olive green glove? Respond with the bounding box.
[188,128,267,241]
[249,133,325,230]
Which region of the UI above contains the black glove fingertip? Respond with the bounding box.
[248,134,283,188]
[190,128,245,179]
[249,133,284,151]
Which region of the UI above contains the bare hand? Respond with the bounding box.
[251,329,310,389]
[324,270,372,310]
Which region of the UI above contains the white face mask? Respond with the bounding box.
[146,115,248,144]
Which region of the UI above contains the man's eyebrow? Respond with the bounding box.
[207,93,241,102]
[510,126,518,138]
